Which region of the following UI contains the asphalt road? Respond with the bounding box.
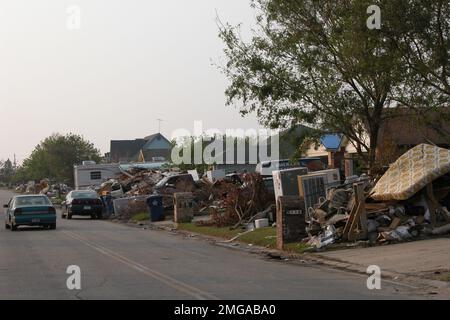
[0,190,423,300]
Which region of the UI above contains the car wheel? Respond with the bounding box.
[50,224,56,230]
[97,213,103,220]
[91,214,96,220]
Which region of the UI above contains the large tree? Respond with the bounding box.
[218,0,448,172]
[382,0,450,137]
[384,1,449,102]
[17,133,101,185]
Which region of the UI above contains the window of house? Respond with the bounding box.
[90,171,102,180]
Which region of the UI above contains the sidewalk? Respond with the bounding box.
[316,238,450,275]
[312,237,450,296]
[129,218,450,297]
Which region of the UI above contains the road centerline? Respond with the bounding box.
[62,230,219,300]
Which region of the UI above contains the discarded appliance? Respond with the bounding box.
[272,167,309,201]
[297,172,328,214]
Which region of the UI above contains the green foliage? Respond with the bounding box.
[238,227,277,247]
[0,159,14,183]
[441,273,450,282]
[177,223,311,253]
[169,134,260,173]
[15,133,101,185]
[131,212,150,222]
[218,0,450,172]
[177,223,242,239]
[382,1,450,106]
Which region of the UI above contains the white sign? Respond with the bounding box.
[366,265,381,290]
[66,265,81,290]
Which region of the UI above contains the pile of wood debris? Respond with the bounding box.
[96,166,274,223]
[305,144,450,249]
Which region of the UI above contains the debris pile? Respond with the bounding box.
[98,166,274,223]
[305,144,450,249]
[200,173,274,228]
[92,143,450,251]
[122,169,166,196]
[98,170,166,197]
[113,195,149,218]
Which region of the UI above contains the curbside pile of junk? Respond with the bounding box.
[304,144,450,249]
[91,143,450,252]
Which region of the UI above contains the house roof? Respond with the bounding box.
[142,133,172,149]
[110,139,147,161]
[315,107,450,155]
[110,133,171,163]
[144,133,161,142]
[320,134,343,151]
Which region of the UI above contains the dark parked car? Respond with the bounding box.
[153,174,198,209]
[62,190,103,220]
[154,174,197,192]
[4,195,56,231]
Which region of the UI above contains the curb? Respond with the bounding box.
[113,219,450,298]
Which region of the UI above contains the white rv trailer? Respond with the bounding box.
[73,162,122,190]
[73,161,169,190]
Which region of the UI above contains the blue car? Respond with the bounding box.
[4,195,57,231]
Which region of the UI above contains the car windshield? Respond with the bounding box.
[72,191,98,199]
[15,196,51,206]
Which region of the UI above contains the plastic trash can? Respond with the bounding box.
[101,194,114,217]
[146,195,164,222]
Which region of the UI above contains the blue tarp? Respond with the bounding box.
[320,134,343,151]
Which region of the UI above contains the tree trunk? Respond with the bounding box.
[368,132,378,175]
[367,106,383,175]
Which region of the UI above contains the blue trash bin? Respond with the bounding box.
[101,194,114,217]
[146,195,164,222]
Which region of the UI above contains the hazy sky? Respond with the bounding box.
[0,0,261,163]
